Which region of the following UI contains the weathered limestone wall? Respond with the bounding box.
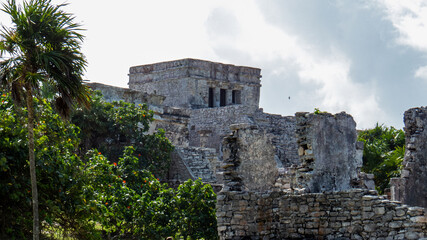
[391,107,427,208]
[86,82,165,106]
[221,124,279,192]
[149,107,191,147]
[295,112,361,193]
[171,146,218,183]
[216,190,427,239]
[128,59,261,109]
[189,105,256,150]
[253,111,299,167]
[168,149,195,182]
[217,118,427,239]
[188,107,299,168]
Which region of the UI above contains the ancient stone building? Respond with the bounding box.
[128,59,261,109]
[88,58,427,239]
[88,58,301,185]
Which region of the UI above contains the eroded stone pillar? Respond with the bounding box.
[391,107,427,208]
[220,123,278,192]
[295,112,361,192]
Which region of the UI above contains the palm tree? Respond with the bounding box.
[0,0,90,239]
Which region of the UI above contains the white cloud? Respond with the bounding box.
[205,0,384,128]
[1,0,398,128]
[415,65,427,79]
[297,51,385,128]
[377,0,427,51]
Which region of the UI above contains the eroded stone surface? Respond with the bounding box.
[295,112,361,192]
[391,107,427,208]
[221,125,278,191]
[128,58,261,109]
[216,189,427,240]
[217,114,426,239]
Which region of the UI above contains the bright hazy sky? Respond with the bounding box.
[2,0,427,129]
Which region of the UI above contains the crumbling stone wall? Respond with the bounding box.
[216,190,427,239]
[168,149,195,182]
[221,124,278,192]
[170,146,218,183]
[86,82,165,106]
[391,107,427,208]
[217,119,427,239]
[189,105,256,150]
[253,111,299,167]
[148,107,191,147]
[295,112,361,192]
[188,107,299,168]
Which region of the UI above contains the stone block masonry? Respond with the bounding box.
[86,82,165,106]
[221,124,278,192]
[128,58,261,109]
[216,189,427,239]
[217,114,427,239]
[391,107,427,208]
[170,146,219,183]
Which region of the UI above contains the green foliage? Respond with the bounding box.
[0,0,90,116]
[0,91,217,239]
[1,1,91,238]
[174,180,218,240]
[82,147,217,240]
[71,91,174,178]
[313,108,328,114]
[0,92,95,239]
[358,123,405,194]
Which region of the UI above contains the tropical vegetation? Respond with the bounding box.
[0,0,90,238]
[357,123,405,194]
[0,91,218,239]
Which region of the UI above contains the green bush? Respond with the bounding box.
[0,91,217,239]
[71,91,173,178]
[358,123,405,194]
[0,92,95,239]
[83,147,217,240]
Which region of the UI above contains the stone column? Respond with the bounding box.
[295,112,360,192]
[220,124,278,192]
[391,107,427,208]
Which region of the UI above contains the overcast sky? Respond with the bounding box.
[1,0,427,129]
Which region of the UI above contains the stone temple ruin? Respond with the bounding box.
[88,58,426,239]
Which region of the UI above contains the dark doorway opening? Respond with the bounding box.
[208,87,214,107]
[220,89,226,107]
[232,90,241,104]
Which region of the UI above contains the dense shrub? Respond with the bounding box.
[71,91,173,178]
[358,123,405,194]
[0,92,93,239]
[0,91,217,239]
[83,147,217,239]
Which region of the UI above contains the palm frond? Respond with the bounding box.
[0,0,90,114]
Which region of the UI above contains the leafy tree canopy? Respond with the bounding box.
[0,91,217,240]
[358,123,405,194]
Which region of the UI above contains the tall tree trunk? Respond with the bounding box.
[26,85,39,240]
